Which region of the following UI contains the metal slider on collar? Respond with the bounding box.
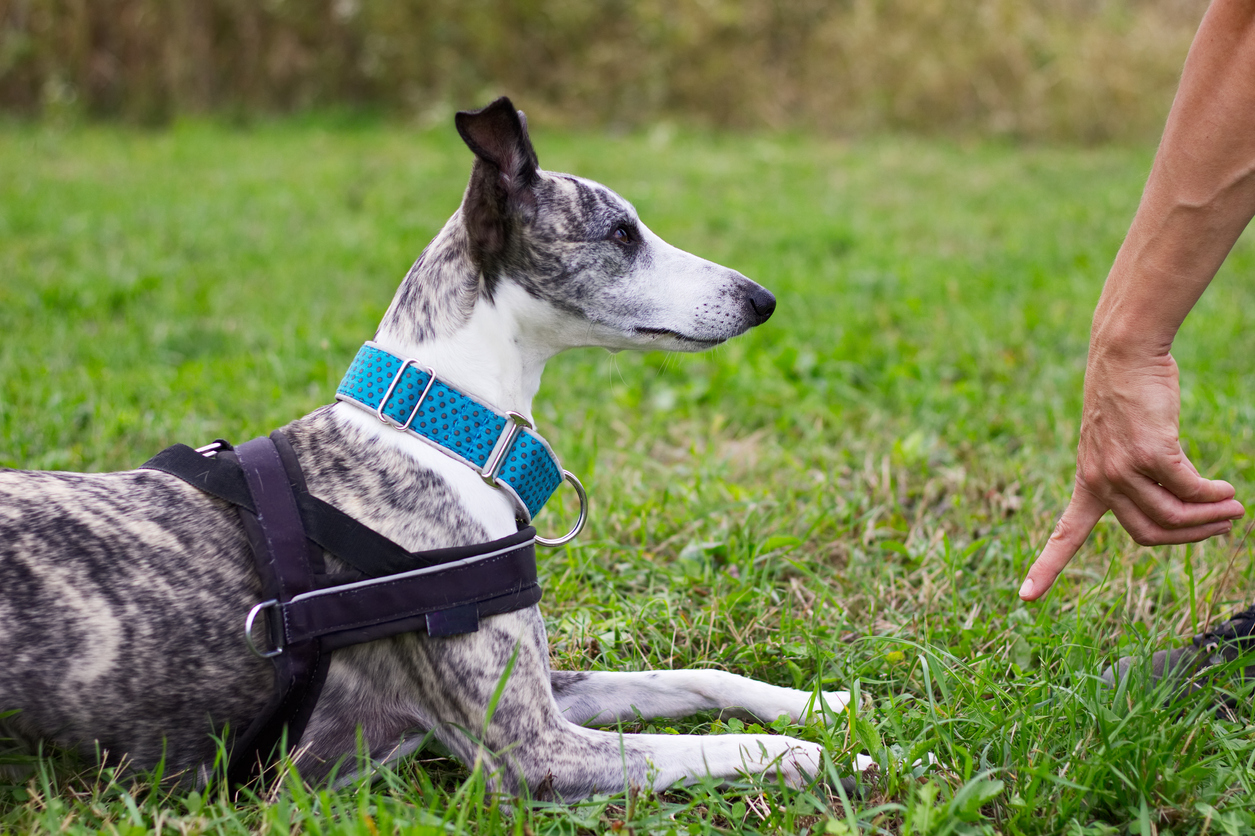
[480,411,532,488]
[375,358,438,432]
[479,412,588,547]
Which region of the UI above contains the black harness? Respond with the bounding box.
[142,430,542,785]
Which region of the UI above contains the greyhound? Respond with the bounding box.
[0,98,870,799]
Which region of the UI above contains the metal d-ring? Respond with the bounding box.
[244,599,283,659]
[535,471,588,548]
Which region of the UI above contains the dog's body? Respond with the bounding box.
[0,100,865,798]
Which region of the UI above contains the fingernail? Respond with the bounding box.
[1018,577,1034,600]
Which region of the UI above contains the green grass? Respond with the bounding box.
[2,118,1254,834]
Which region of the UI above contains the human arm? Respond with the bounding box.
[1019,0,1255,601]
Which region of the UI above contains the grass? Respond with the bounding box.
[1,116,1254,833]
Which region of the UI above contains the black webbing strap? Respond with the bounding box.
[139,435,543,786]
[226,435,328,786]
[142,441,250,505]
[143,442,448,576]
[278,532,539,649]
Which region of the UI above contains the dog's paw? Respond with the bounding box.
[776,744,879,790]
[797,690,855,724]
[742,688,858,727]
[739,737,825,787]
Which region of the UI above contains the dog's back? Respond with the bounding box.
[0,468,273,774]
[0,403,526,782]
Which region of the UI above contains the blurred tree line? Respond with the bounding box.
[0,0,1205,141]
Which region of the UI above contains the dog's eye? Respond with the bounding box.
[610,224,635,244]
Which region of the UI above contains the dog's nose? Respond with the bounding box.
[747,285,776,325]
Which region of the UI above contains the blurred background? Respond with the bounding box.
[1,0,1206,142]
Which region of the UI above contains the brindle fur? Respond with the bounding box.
[0,99,865,798]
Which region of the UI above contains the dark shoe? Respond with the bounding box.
[1101,604,1255,711]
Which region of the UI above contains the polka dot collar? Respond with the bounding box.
[335,342,574,527]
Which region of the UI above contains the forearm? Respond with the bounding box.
[1021,0,1254,601]
[1092,0,1255,360]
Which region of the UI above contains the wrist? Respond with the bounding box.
[1089,290,1177,367]
[1090,255,1185,362]
[1089,314,1175,364]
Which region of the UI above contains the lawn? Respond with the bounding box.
[2,117,1254,834]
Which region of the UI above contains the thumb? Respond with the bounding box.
[1020,487,1107,601]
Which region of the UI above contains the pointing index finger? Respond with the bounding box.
[1020,486,1108,601]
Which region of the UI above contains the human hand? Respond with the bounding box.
[1019,349,1245,601]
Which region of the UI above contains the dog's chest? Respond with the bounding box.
[303,405,522,551]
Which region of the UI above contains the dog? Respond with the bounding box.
[0,98,870,799]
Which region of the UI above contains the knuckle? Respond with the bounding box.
[1127,447,1155,472]
[1050,515,1078,544]
[1099,460,1134,489]
[1133,440,1183,477]
[1076,461,1106,491]
[1048,512,1092,557]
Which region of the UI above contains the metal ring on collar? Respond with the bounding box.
[535,470,588,548]
[244,599,284,659]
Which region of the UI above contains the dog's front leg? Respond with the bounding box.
[550,670,852,727]
[609,731,875,792]
[483,723,874,799]
[290,613,872,800]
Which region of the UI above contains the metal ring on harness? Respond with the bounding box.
[535,470,588,548]
[244,599,283,659]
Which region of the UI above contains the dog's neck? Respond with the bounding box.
[373,285,554,421]
[370,218,563,422]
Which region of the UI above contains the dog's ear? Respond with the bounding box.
[456,97,540,181]
[455,98,541,272]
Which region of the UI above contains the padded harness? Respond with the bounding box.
[142,431,543,786]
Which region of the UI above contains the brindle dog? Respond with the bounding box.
[0,98,869,798]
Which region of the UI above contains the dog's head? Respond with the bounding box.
[449,97,774,353]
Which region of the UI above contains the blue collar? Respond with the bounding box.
[335,343,583,539]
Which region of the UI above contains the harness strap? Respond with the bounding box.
[226,435,328,786]
[140,440,543,593]
[237,436,319,602]
[269,430,330,579]
[277,531,539,649]
[144,442,448,576]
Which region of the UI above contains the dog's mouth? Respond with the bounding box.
[633,327,726,348]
